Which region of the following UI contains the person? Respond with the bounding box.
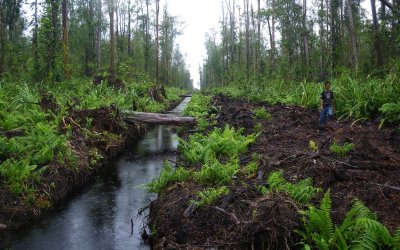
[319,81,335,125]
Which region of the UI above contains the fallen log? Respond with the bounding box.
[122,111,196,126]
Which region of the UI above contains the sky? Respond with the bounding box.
[161,0,224,89]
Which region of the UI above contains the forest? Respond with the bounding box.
[1,0,400,249]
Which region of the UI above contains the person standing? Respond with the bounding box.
[320,81,335,125]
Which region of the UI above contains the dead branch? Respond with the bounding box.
[213,206,240,225]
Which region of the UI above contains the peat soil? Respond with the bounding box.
[148,95,400,249]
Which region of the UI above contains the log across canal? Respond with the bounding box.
[122,111,196,126]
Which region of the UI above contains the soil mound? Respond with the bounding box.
[148,95,400,248]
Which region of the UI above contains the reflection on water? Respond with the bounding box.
[2,97,190,250]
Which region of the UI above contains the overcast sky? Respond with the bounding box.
[161,0,224,89]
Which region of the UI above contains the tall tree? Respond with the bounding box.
[155,0,160,83]
[108,0,116,80]
[370,0,383,67]
[346,0,359,71]
[62,0,70,78]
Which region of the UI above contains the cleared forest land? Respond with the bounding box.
[148,94,400,249]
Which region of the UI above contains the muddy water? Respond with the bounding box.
[2,98,191,250]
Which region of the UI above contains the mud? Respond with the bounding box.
[149,95,400,249]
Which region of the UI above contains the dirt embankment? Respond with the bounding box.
[0,86,181,233]
[148,95,400,249]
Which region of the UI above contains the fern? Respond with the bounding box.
[267,170,321,204]
[299,192,398,250]
[394,227,400,249]
[190,186,229,207]
[145,161,191,193]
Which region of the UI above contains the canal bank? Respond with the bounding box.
[1,97,190,249]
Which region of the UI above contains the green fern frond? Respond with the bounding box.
[394,227,400,250]
[320,190,334,239]
[350,218,394,249]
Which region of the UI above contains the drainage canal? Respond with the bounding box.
[2,97,191,250]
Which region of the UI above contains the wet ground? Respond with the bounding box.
[149,95,400,249]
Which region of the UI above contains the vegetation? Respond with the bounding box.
[183,92,215,131]
[298,191,400,250]
[179,125,257,164]
[210,75,400,126]
[0,79,186,204]
[145,161,191,194]
[0,0,193,88]
[253,107,272,121]
[330,142,355,157]
[267,170,322,204]
[200,0,399,86]
[190,186,229,208]
[309,140,318,152]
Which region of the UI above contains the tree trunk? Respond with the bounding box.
[257,0,261,75]
[127,0,131,55]
[145,0,150,72]
[33,0,39,79]
[371,0,383,67]
[155,0,160,84]
[330,0,339,73]
[244,0,250,79]
[303,0,310,79]
[346,0,359,71]
[0,0,5,76]
[109,0,116,81]
[319,0,325,80]
[62,0,70,79]
[96,0,102,70]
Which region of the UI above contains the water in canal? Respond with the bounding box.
[2,98,191,250]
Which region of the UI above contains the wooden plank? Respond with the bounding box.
[123,111,196,126]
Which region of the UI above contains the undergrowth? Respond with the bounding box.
[211,73,400,126]
[178,125,257,164]
[0,79,186,205]
[183,92,215,130]
[298,190,400,250]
